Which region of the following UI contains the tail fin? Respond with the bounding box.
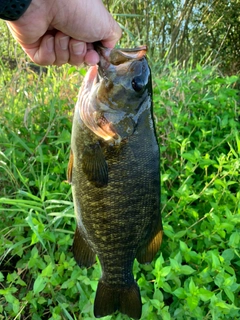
[94,280,142,319]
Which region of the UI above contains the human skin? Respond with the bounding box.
[6,0,122,66]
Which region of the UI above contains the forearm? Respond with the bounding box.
[0,0,32,21]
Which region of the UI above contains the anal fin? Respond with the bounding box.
[72,227,96,268]
[82,142,108,187]
[94,280,142,319]
[137,219,163,264]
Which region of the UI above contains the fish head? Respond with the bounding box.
[96,45,151,109]
[77,44,152,143]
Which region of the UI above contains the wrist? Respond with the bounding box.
[0,0,32,21]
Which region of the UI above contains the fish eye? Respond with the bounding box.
[132,77,144,92]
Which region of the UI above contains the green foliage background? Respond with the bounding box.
[0,1,240,318]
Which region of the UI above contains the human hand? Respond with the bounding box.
[6,0,122,66]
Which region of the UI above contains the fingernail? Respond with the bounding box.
[46,37,54,52]
[72,42,85,55]
[59,36,69,50]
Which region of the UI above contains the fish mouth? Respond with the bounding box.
[77,65,119,142]
[94,42,147,68]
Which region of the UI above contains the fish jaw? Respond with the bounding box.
[95,44,148,68]
[77,65,119,142]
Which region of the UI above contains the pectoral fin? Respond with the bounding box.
[82,143,108,187]
[67,149,73,184]
[73,227,96,268]
[136,220,163,264]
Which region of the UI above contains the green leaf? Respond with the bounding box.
[25,214,46,249]
[174,251,182,264]
[33,275,47,294]
[154,254,164,271]
[211,251,220,269]
[187,295,199,311]
[179,241,188,252]
[189,278,198,294]
[199,288,214,301]
[150,299,162,309]
[215,300,233,310]
[173,287,186,299]
[182,152,196,162]
[68,66,77,75]
[162,282,172,293]
[161,306,171,320]
[170,258,181,271]
[42,263,54,277]
[0,272,4,282]
[173,230,187,239]
[224,288,235,303]
[42,230,56,242]
[59,252,66,263]
[37,296,47,304]
[160,266,172,277]
[181,265,195,275]
[153,289,163,301]
[228,232,240,248]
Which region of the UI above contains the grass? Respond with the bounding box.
[0,26,240,319]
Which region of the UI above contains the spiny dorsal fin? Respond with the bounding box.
[82,142,108,188]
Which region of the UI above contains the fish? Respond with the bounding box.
[68,44,163,319]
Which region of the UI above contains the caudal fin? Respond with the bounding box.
[94,280,142,319]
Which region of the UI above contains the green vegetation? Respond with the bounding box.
[0,6,240,320]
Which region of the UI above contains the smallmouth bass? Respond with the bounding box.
[68,44,163,319]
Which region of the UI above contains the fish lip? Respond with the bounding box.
[94,44,149,84]
[94,43,147,70]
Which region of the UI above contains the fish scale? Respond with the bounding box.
[68,44,163,319]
